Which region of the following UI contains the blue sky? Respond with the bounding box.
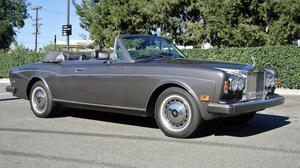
[16,0,89,49]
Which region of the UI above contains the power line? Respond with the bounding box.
[18,41,49,45]
[42,9,77,17]
[42,24,60,29]
[32,6,42,52]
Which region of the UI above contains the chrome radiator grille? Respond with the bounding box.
[244,72,265,100]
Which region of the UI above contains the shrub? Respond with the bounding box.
[183,45,300,89]
[0,50,43,78]
[0,45,299,89]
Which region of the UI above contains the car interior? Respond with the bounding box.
[43,50,110,63]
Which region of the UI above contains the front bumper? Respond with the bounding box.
[208,95,285,115]
[6,86,16,94]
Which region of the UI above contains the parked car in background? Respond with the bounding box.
[6,35,284,138]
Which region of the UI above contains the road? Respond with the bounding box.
[0,83,299,168]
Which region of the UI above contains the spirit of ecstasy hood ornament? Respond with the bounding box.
[251,53,256,68]
[251,55,256,67]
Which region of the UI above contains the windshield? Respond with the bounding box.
[121,36,185,60]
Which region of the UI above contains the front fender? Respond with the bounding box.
[26,75,51,99]
[148,78,217,120]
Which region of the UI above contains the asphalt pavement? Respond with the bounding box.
[0,83,299,168]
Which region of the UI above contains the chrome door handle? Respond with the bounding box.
[74,68,85,72]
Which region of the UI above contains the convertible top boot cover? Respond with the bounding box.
[43,51,65,63]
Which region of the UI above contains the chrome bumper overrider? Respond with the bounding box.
[6,86,16,94]
[208,95,285,115]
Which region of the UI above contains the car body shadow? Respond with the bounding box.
[0,97,19,101]
[199,113,290,137]
[58,107,159,129]
[57,107,290,138]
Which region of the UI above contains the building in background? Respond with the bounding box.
[56,40,94,52]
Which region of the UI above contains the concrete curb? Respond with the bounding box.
[275,88,300,96]
[1,78,300,96]
[0,78,9,84]
[0,92,18,101]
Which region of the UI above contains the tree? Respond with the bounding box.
[74,0,152,49]
[0,0,29,50]
[74,0,300,48]
[191,0,300,47]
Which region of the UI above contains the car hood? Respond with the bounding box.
[154,59,254,74]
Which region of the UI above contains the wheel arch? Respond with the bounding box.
[146,81,201,117]
[26,76,50,99]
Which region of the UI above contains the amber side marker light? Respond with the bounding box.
[200,95,210,102]
[275,78,280,87]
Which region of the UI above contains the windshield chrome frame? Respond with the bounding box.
[111,37,134,63]
[118,35,186,62]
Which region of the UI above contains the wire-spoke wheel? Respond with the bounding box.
[30,81,56,118]
[155,87,203,138]
[31,86,48,114]
[160,95,192,132]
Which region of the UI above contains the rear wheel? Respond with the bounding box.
[155,87,203,138]
[30,81,56,118]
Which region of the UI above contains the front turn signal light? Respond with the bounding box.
[200,95,210,102]
[224,80,230,94]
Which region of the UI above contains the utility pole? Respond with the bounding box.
[54,35,57,48]
[67,0,70,55]
[32,6,42,52]
[62,0,72,54]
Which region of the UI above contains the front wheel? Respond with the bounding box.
[30,81,56,118]
[155,87,203,138]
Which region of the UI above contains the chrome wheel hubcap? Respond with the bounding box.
[31,86,47,113]
[160,95,191,132]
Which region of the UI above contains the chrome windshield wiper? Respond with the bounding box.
[134,55,151,60]
[158,52,172,56]
[135,55,164,61]
[134,52,182,61]
[158,52,184,59]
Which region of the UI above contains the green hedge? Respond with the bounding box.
[0,46,299,89]
[183,46,300,89]
[0,50,43,78]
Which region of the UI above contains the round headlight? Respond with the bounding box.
[237,78,245,90]
[229,77,244,91]
[229,78,238,91]
[265,76,275,87]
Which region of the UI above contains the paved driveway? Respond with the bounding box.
[0,83,299,168]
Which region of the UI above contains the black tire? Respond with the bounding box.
[155,87,203,138]
[29,81,56,118]
[226,112,256,125]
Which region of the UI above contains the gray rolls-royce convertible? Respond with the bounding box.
[6,35,285,138]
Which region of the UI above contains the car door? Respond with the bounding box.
[68,41,129,107]
[68,61,125,106]
[49,61,76,101]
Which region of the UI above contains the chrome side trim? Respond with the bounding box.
[52,98,146,112]
[14,70,212,82]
